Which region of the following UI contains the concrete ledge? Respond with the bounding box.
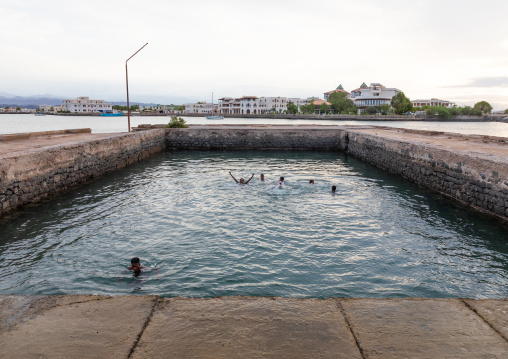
[0,128,92,142]
[1,296,507,358]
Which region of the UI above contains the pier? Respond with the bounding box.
[1,295,508,358]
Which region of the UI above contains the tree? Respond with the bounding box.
[287,101,298,114]
[473,101,492,114]
[328,91,356,114]
[377,105,391,115]
[391,92,413,114]
[320,102,330,114]
[504,109,508,114]
[364,106,378,115]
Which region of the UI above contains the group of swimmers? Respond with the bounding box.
[229,171,336,193]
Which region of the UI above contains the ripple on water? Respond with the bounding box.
[0,150,508,298]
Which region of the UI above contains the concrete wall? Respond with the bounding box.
[165,127,342,150]
[0,129,166,215]
[2,126,507,221]
[341,129,508,220]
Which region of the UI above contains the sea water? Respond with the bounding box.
[1,151,507,298]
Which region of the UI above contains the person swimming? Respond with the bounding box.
[128,257,145,276]
[229,171,254,185]
[278,176,285,186]
[309,179,315,184]
[260,173,265,181]
[331,185,337,194]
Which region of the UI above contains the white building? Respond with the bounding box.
[287,97,308,112]
[185,102,216,114]
[350,82,401,113]
[258,97,287,114]
[219,97,241,114]
[62,97,113,113]
[411,98,456,108]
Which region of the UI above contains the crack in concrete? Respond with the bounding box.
[127,295,162,359]
[461,299,508,343]
[335,299,366,359]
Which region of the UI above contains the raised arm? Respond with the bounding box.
[244,173,255,184]
[229,171,239,183]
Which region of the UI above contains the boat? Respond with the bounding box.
[100,112,123,117]
[34,113,46,116]
[205,92,224,120]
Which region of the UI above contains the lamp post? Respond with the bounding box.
[125,42,148,132]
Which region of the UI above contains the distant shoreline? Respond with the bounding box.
[1,112,506,122]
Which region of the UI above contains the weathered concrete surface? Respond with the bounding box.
[340,298,508,358]
[132,297,361,359]
[0,295,157,359]
[341,126,508,221]
[0,129,166,215]
[2,296,508,359]
[463,298,508,341]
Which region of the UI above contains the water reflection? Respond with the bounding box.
[0,150,507,298]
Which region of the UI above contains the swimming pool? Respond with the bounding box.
[1,150,507,298]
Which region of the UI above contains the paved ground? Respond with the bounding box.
[1,295,507,358]
[0,131,124,157]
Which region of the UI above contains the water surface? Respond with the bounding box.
[1,151,507,298]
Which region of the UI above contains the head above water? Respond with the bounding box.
[239,178,244,183]
[331,185,336,192]
[309,180,315,184]
[130,257,141,273]
[279,177,284,182]
[260,174,265,181]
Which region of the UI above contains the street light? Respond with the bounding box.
[125,42,148,132]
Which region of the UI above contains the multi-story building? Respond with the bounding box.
[350,83,401,113]
[240,96,259,114]
[218,97,241,114]
[258,97,287,114]
[323,84,350,101]
[185,102,216,114]
[411,98,456,108]
[62,97,113,113]
[219,96,294,114]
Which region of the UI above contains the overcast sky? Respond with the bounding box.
[1,0,507,109]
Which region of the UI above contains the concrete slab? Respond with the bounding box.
[464,298,508,341]
[132,296,361,359]
[340,298,508,358]
[0,295,157,359]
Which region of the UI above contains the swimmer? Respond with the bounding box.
[229,171,254,185]
[128,257,145,276]
[278,177,285,186]
[260,173,265,181]
[331,185,337,194]
[309,180,315,184]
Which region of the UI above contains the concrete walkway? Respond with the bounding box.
[1,295,507,358]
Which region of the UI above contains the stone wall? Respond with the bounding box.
[0,129,166,215]
[165,127,342,150]
[341,129,508,220]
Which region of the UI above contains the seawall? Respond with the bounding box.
[163,125,508,221]
[1,125,507,221]
[342,127,508,220]
[0,129,165,215]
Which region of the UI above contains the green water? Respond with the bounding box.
[1,151,507,298]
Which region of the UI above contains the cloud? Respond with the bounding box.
[450,77,508,88]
